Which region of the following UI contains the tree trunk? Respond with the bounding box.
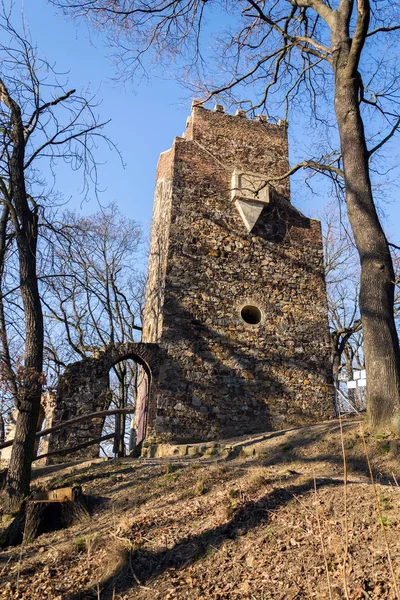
[331,333,341,379]
[333,23,400,430]
[3,97,44,514]
[4,234,44,513]
[344,347,355,382]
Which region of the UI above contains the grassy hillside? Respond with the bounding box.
[1,416,400,599]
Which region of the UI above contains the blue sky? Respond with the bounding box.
[15,1,400,247]
[24,0,190,232]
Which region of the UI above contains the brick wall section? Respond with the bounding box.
[140,104,334,444]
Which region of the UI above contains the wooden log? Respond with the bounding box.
[31,486,74,502]
[33,432,115,461]
[23,502,47,544]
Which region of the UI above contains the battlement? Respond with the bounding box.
[189,98,288,128]
[179,98,290,199]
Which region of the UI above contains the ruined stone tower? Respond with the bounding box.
[137,100,334,446]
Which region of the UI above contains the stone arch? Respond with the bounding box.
[101,342,161,382]
[45,343,160,462]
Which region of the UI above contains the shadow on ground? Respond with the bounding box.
[65,475,342,600]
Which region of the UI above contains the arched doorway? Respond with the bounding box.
[101,356,149,457]
[45,342,160,463]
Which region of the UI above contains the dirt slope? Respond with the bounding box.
[1,416,400,600]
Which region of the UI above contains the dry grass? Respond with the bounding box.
[1,417,400,599]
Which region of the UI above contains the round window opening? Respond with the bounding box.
[241,305,262,325]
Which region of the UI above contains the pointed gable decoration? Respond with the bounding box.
[235,199,265,232]
[231,170,272,232]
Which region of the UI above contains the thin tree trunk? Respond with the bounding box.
[3,92,44,514]
[0,414,4,444]
[333,19,400,430]
[344,346,355,382]
[4,234,44,513]
[331,333,341,380]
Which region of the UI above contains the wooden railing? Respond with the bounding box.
[0,408,135,460]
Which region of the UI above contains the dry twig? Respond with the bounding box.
[313,470,333,600]
[338,412,351,600]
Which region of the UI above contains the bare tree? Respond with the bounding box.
[42,204,144,455]
[322,206,361,379]
[43,205,143,360]
[323,205,400,380]
[51,0,400,431]
[0,9,110,513]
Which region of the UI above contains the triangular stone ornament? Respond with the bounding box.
[231,169,272,232]
[235,199,265,232]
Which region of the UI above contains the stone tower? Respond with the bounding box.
[138,101,333,446]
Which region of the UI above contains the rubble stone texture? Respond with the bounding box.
[45,343,158,462]
[42,102,334,462]
[138,101,334,445]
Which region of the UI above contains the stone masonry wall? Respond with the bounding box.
[142,148,175,343]
[140,102,334,444]
[46,343,159,462]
